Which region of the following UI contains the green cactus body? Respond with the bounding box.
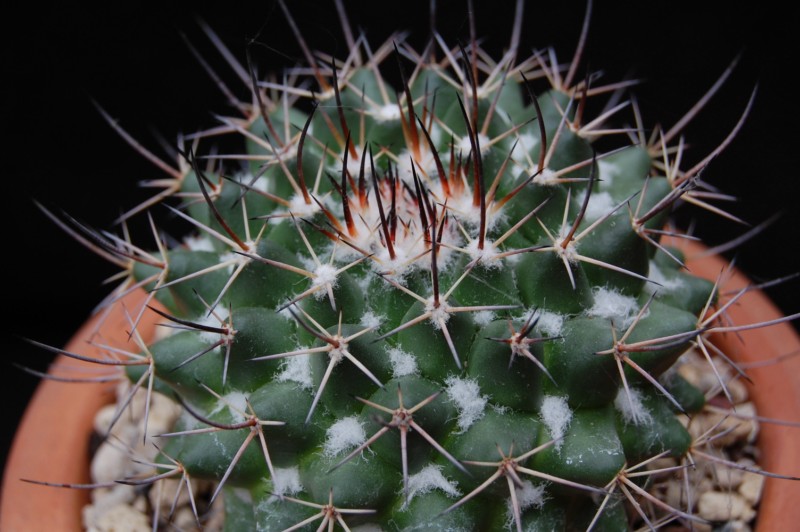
[106,3,728,530]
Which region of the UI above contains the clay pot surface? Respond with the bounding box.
[1,290,161,531]
[682,240,800,531]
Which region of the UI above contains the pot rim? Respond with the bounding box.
[0,289,161,531]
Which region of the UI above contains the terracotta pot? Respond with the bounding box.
[1,247,798,530]
[0,289,162,531]
[680,239,800,530]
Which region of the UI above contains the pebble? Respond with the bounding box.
[84,503,151,532]
[713,462,746,490]
[173,507,203,530]
[698,491,756,522]
[87,383,215,530]
[738,471,765,505]
[648,348,763,529]
[719,521,752,532]
[91,439,133,484]
[691,403,758,447]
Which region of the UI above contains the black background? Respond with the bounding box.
[4,1,799,479]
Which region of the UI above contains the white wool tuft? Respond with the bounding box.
[445,376,488,433]
[530,166,559,186]
[275,304,295,321]
[372,248,414,282]
[582,191,617,222]
[587,287,641,328]
[596,159,615,185]
[646,261,685,292]
[517,132,540,152]
[505,480,545,526]
[288,194,321,217]
[457,132,491,156]
[472,310,495,327]
[343,145,371,185]
[427,298,452,329]
[232,172,270,194]
[465,239,503,268]
[311,264,339,298]
[275,354,313,389]
[402,464,460,509]
[218,251,243,274]
[271,467,303,497]
[360,310,383,329]
[491,403,510,415]
[395,148,439,186]
[387,347,419,378]
[195,307,230,344]
[540,396,572,451]
[183,234,216,252]
[531,309,564,337]
[209,391,248,423]
[370,103,401,122]
[324,416,367,457]
[296,253,317,274]
[614,387,653,426]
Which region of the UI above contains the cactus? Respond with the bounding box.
[20,1,800,530]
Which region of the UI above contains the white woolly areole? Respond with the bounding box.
[540,396,572,451]
[532,310,564,337]
[506,480,545,527]
[355,270,373,293]
[529,166,559,186]
[426,298,452,329]
[275,354,313,389]
[343,145,371,180]
[360,310,383,329]
[252,175,271,193]
[311,263,339,298]
[370,247,414,281]
[587,287,641,328]
[465,239,503,267]
[395,147,439,186]
[646,262,684,292]
[218,251,249,274]
[195,307,231,344]
[209,391,248,424]
[324,416,367,457]
[554,224,580,263]
[517,132,540,152]
[446,190,487,229]
[445,376,488,433]
[472,310,495,327]
[287,194,320,217]
[276,304,295,321]
[596,159,616,184]
[387,347,418,378]
[614,387,653,426]
[402,464,461,509]
[183,234,215,252]
[369,103,402,122]
[456,132,491,156]
[271,467,303,497]
[296,253,317,274]
[232,171,269,194]
[583,191,617,222]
